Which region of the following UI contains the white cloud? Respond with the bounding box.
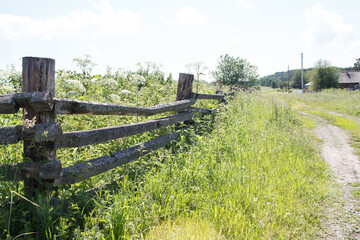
[303,4,357,45]
[0,1,140,39]
[236,0,252,9]
[175,6,207,25]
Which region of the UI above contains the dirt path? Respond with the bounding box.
[302,113,360,239]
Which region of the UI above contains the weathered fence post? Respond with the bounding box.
[176,73,194,126]
[176,73,194,101]
[22,57,57,197]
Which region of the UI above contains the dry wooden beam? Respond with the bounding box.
[54,128,188,186]
[54,98,196,116]
[0,94,19,114]
[0,160,62,181]
[0,92,53,114]
[56,112,193,148]
[13,92,53,112]
[192,93,225,100]
[23,122,63,142]
[0,125,23,144]
[224,91,235,96]
[22,56,57,197]
[188,107,217,114]
[177,73,194,101]
[0,123,62,145]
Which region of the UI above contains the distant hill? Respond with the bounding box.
[259,69,311,88]
[260,69,303,82]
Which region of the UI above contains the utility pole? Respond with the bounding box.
[287,65,290,92]
[301,53,304,93]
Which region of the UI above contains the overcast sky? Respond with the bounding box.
[1,0,359,80]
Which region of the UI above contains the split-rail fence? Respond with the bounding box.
[0,57,235,197]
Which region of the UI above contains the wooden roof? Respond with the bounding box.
[339,71,360,84]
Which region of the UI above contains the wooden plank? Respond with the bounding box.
[23,122,63,142]
[0,125,23,144]
[54,128,188,186]
[54,98,196,115]
[0,92,54,114]
[13,92,53,112]
[192,93,225,100]
[0,94,19,114]
[56,112,193,148]
[0,161,62,181]
[224,91,235,96]
[22,56,56,196]
[0,123,62,145]
[176,73,194,101]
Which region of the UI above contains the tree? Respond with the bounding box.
[258,77,276,87]
[212,54,258,87]
[354,58,360,70]
[166,73,173,84]
[271,80,279,88]
[185,62,208,91]
[308,59,339,90]
[290,69,309,89]
[73,54,97,76]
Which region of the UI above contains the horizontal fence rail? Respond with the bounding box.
[0,123,62,145]
[0,92,53,114]
[0,161,62,181]
[0,93,196,116]
[54,128,188,186]
[192,92,225,100]
[0,57,236,197]
[56,112,193,148]
[54,98,196,116]
[224,91,235,96]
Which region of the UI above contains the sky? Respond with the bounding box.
[0,0,359,80]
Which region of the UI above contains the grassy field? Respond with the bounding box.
[1,90,331,239]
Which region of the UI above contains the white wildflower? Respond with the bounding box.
[109,94,121,103]
[119,90,131,94]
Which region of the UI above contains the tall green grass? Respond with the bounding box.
[1,93,329,239]
[67,93,328,239]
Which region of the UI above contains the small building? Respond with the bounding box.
[304,82,312,93]
[339,71,360,90]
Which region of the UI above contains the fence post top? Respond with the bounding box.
[179,73,194,77]
[23,56,55,61]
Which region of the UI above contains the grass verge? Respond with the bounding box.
[2,93,330,239]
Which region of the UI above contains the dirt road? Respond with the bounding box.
[306,114,360,239]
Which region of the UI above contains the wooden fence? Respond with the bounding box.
[0,57,234,197]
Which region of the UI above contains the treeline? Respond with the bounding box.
[258,69,311,89]
[259,58,360,89]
